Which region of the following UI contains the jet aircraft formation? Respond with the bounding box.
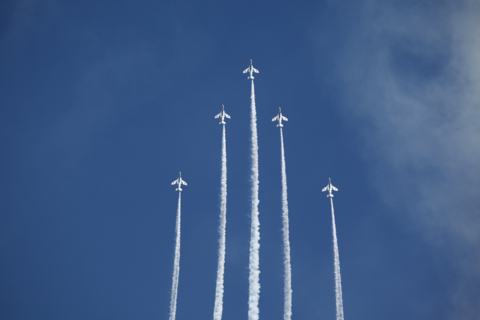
[169,59,341,320]
[171,59,338,196]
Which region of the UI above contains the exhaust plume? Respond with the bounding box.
[330,197,344,320]
[169,192,182,320]
[280,128,292,320]
[248,80,261,320]
[213,125,228,320]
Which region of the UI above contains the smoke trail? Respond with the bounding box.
[169,192,182,320]
[330,197,344,320]
[213,125,227,320]
[279,128,292,320]
[248,79,261,320]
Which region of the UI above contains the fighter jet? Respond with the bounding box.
[272,108,288,127]
[243,59,259,79]
[171,172,187,191]
[322,178,338,197]
[214,105,231,124]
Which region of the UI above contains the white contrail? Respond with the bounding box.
[330,197,344,320]
[169,192,182,320]
[213,125,227,320]
[279,128,292,320]
[248,79,261,320]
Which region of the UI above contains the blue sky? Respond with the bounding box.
[1,0,480,319]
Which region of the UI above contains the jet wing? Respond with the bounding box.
[215,113,221,119]
[322,186,328,192]
[332,186,338,191]
[243,67,250,73]
[252,67,259,73]
[272,115,279,121]
[181,180,188,186]
[171,180,178,185]
[225,113,231,119]
[282,116,288,121]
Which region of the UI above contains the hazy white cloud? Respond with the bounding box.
[314,0,480,318]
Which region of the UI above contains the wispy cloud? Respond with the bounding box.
[313,0,480,318]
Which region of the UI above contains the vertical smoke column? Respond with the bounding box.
[169,192,182,320]
[279,128,292,320]
[213,124,228,320]
[330,197,344,320]
[248,79,261,320]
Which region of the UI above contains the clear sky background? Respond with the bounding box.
[1,0,480,319]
